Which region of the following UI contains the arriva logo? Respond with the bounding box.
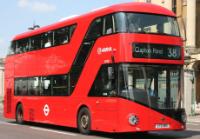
[97,47,113,55]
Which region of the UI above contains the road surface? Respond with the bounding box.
[0,108,200,139]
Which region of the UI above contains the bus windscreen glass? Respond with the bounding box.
[115,12,180,37]
[118,64,182,110]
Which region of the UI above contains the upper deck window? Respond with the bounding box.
[8,41,16,55]
[17,39,29,53]
[8,24,76,55]
[103,15,114,35]
[114,13,127,33]
[85,18,103,40]
[41,31,54,48]
[31,35,42,50]
[54,27,69,46]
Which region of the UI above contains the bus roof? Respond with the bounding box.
[13,2,176,41]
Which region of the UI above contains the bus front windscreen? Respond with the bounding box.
[118,64,182,110]
[115,12,180,36]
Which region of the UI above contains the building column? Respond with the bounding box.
[186,0,196,49]
[0,69,3,100]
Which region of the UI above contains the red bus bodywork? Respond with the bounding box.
[4,2,185,133]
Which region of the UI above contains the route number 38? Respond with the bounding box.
[168,48,179,58]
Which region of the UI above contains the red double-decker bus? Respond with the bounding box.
[4,2,186,134]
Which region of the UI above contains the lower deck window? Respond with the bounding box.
[14,74,69,96]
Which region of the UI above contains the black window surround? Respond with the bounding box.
[8,24,77,55]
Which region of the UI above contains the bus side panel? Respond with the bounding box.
[4,57,15,119]
[3,78,15,119]
[16,97,84,128]
[70,36,122,132]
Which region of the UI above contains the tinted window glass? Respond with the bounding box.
[41,31,54,48]
[8,41,16,55]
[103,15,114,35]
[52,75,68,96]
[118,65,149,106]
[54,27,69,46]
[89,65,116,97]
[30,35,41,51]
[15,78,28,96]
[18,39,29,53]
[114,12,127,33]
[70,68,81,93]
[41,76,52,96]
[69,24,76,38]
[15,79,21,95]
[85,18,103,40]
[8,24,76,55]
[28,77,40,96]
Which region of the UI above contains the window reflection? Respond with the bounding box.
[118,64,182,110]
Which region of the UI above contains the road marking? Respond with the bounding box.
[30,127,77,136]
[0,121,18,126]
[0,121,6,124]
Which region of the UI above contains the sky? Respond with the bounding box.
[0,0,134,58]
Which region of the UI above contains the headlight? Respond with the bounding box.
[128,114,139,126]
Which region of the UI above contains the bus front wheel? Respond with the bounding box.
[77,107,91,134]
[16,104,24,124]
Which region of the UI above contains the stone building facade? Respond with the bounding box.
[0,58,4,102]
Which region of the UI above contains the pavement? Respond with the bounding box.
[187,115,200,123]
[0,102,2,110]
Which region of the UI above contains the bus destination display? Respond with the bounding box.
[133,43,181,60]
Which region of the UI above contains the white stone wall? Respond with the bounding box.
[186,0,196,48]
[0,68,4,102]
[184,71,194,115]
[136,0,172,10]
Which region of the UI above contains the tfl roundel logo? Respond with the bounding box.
[43,104,50,116]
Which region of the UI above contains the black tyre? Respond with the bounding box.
[77,107,91,134]
[16,104,24,124]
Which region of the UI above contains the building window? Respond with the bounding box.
[172,0,177,14]
[146,0,151,3]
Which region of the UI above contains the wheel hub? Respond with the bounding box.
[81,115,89,129]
